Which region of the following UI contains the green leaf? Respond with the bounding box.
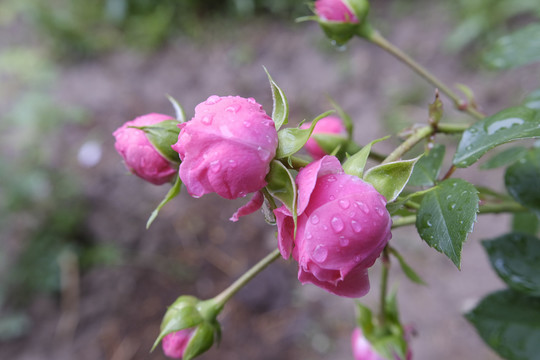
[453,106,540,168]
[166,94,187,123]
[479,146,528,170]
[146,175,182,229]
[483,233,540,296]
[512,211,539,235]
[416,179,479,269]
[483,24,540,70]
[355,302,375,336]
[264,67,288,130]
[343,136,390,179]
[505,148,540,213]
[265,160,297,233]
[465,289,540,360]
[183,322,215,360]
[363,156,420,203]
[312,133,348,158]
[136,119,181,163]
[275,111,332,158]
[408,144,445,186]
[388,247,426,285]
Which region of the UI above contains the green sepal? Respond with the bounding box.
[133,119,181,163]
[453,106,540,168]
[275,110,333,158]
[343,136,390,179]
[166,94,187,123]
[363,156,421,203]
[265,160,297,235]
[147,175,182,229]
[264,67,288,130]
[415,178,479,269]
[388,247,426,285]
[151,295,202,351]
[408,144,445,186]
[344,0,370,24]
[327,96,354,138]
[312,133,348,158]
[183,322,216,360]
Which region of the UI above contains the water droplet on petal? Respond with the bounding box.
[339,199,350,209]
[238,191,247,198]
[210,160,221,173]
[355,201,369,214]
[228,159,237,168]
[351,220,362,233]
[348,211,356,218]
[257,146,271,161]
[331,216,344,233]
[339,236,349,247]
[205,95,221,105]
[201,115,213,125]
[243,121,251,128]
[226,104,241,113]
[327,176,337,182]
[354,255,361,263]
[322,225,328,231]
[329,195,335,201]
[247,97,257,105]
[375,206,384,216]
[310,214,320,224]
[312,245,328,263]
[306,232,313,240]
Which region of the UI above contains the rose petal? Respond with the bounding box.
[229,191,264,222]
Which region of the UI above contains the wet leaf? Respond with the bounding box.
[480,146,527,170]
[264,67,288,130]
[483,233,540,296]
[416,179,479,269]
[465,289,540,360]
[408,144,445,186]
[512,211,539,235]
[343,136,390,179]
[453,106,540,168]
[483,24,540,70]
[363,156,420,203]
[505,148,540,213]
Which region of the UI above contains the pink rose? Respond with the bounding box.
[315,0,359,23]
[113,113,177,185]
[352,328,412,360]
[172,96,278,200]
[301,116,348,160]
[274,156,391,297]
[162,329,194,359]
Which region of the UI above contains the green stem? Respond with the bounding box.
[369,31,485,120]
[391,215,416,229]
[383,126,433,164]
[379,247,390,325]
[212,248,281,308]
[437,122,471,134]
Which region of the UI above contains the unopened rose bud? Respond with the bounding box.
[113,113,178,185]
[274,156,391,297]
[301,116,348,160]
[172,95,278,200]
[314,0,371,44]
[352,328,412,360]
[162,329,194,359]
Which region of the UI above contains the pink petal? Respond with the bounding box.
[229,191,264,222]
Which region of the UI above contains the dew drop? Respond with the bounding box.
[226,104,241,113]
[355,201,369,214]
[306,232,313,240]
[331,216,344,233]
[257,146,271,161]
[375,206,384,216]
[354,255,361,263]
[228,159,237,168]
[347,211,356,218]
[339,199,350,209]
[339,237,349,247]
[239,191,247,198]
[329,195,336,201]
[243,121,251,128]
[205,95,221,105]
[327,176,337,182]
[266,135,273,143]
[351,220,362,233]
[247,97,257,105]
[322,225,329,231]
[451,203,456,210]
[210,160,221,173]
[312,245,328,263]
[426,220,432,227]
[201,115,213,125]
[446,195,452,200]
[310,214,320,224]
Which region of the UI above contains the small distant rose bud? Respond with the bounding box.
[274,156,391,297]
[301,116,348,160]
[113,113,177,185]
[162,329,194,359]
[352,328,412,360]
[313,0,371,44]
[172,95,278,200]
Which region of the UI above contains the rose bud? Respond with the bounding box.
[301,116,348,160]
[313,0,371,45]
[113,113,178,185]
[172,95,278,200]
[274,156,391,297]
[352,328,412,360]
[162,329,194,359]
